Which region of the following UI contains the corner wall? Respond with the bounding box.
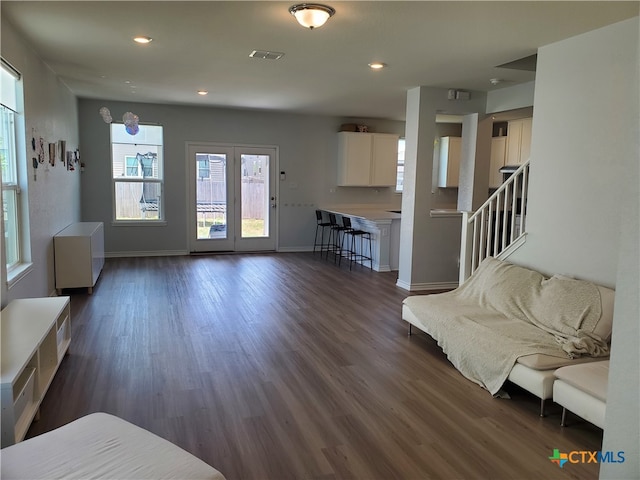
[505,17,639,478]
[1,16,80,305]
[508,17,638,287]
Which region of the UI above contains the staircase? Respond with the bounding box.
[459,159,530,283]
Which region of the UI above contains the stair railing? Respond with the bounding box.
[459,159,530,284]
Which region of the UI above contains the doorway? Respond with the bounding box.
[187,143,277,252]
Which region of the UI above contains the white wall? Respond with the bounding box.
[78,100,405,255]
[506,17,639,478]
[600,17,640,480]
[485,81,535,114]
[508,18,637,287]
[1,16,80,305]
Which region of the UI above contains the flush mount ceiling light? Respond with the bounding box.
[197,90,208,96]
[368,62,387,70]
[289,3,335,29]
[133,36,153,44]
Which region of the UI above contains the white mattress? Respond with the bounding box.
[0,413,226,480]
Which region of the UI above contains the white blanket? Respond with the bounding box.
[403,257,609,395]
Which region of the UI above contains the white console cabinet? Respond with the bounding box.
[1,296,71,447]
[54,222,104,294]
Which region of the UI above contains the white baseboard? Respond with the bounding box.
[278,246,314,253]
[395,280,459,292]
[105,250,188,258]
[374,264,391,272]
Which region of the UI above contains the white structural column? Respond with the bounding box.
[397,86,487,291]
[457,113,493,212]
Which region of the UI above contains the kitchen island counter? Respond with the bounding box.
[320,206,401,222]
[319,205,401,271]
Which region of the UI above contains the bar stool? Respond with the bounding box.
[313,210,332,255]
[326,213,347,262]
[340,216,373,270]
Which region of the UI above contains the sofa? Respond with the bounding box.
[402,257,615,415]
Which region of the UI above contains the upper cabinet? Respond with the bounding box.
[437,136,462,188]
[506,117,532,166]
[489,136,507,189]
[337,132,399,186]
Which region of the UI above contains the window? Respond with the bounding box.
[1,59,29,277]
[197,155,210,179]
[125,156,140,177]
[395,137,405,192]
[111,124,164,222]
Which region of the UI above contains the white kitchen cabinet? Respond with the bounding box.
[1,296,71,447]
[54,222,104,294]
[437,136,462,188]
[337,132,399,186]
[506,117,532,166]
[489,136,507,188]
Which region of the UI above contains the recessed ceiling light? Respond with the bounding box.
[133,36,153,44]
[368,62,387,70]
[197,90,208,96]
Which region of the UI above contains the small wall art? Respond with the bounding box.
[48,143,56,167]
[59,140,66,164]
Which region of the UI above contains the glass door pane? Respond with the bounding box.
[189,143,276,253]
[240,154,269,238]
[196,153,227,239]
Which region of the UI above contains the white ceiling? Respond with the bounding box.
[2,1,638,121]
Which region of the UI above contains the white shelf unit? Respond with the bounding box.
[54,222,104,294]
[1,297,71,447]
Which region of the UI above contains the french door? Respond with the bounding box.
[187,143,277,252]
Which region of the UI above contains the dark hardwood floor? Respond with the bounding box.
[27,253,603,479]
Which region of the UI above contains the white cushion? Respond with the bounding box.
[553,380,606,428]
[0,413,226,480]
[554,360,610,402]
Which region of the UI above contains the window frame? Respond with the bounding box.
[395,137,405,193]
[1,59,32,286]
[110,123,165,225]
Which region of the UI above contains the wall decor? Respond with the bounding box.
[48,143,56,166]
[99,106,112,123]
[38,137,45,164]
[123,111,140,135]
[66,151,75,171]
[59,140,66,164]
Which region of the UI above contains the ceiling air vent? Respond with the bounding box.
[249,50,285,60]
